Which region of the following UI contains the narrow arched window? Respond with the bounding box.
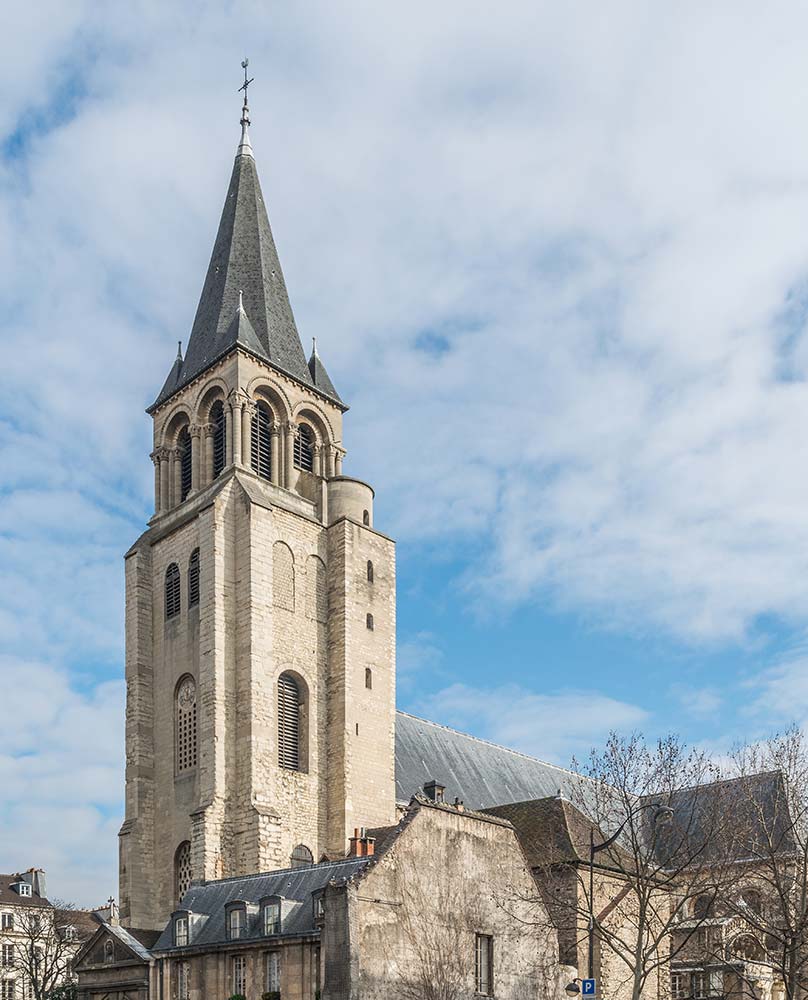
[211,401,226,479]
[176,676,197,773]
[278,673,301,770]
[165,563,181,619]
[294,423,314,472]
[290,844,313,869]
[365,667,373,690]
[367,560,374,583]
[175,841,192,904]
[366,613,374,631]
[188,549,200,607]
[178,427,192,502]
[251,402,273,480]
[362,509,370,526]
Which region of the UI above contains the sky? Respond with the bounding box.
[4,0,808,905]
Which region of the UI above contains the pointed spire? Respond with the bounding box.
[176,340,183,362]
[237,58,254,159]
[308,337,342,403]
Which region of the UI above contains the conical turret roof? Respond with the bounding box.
[150,112,343,410]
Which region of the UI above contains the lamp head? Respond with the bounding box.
[565,982,581,996]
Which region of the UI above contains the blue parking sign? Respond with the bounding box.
[582,979,597,996]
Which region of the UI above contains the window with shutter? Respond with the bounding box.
[251,403,273,480]
[211,401,226,478]
[188,549,200,607]
[293,423,314,472]
[178,427,192,501]
[165,564,181,619]
[278,674,301,770]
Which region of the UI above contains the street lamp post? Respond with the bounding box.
[587,802,675,985]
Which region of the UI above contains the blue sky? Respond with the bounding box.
[5,1,808,904]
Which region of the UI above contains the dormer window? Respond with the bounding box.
[17,883,31,898]
[262,898,281,936]
[175,914,189,947]
[313,891,325,925]
[227,904,246,941]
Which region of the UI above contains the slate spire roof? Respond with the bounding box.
[150,104,343,410]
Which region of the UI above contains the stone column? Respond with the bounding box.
[167,448,177,509]
[230,396,244,467]
[325,445,336,479]
[172,447,182,506]
[312,442,322,478]
[284,421,296,489]
[189,425,202,494]
[335,449,344,476]
[203,424,215,486]
[270,425,281,485]
[151,451,162,515]
[159,448,170,512]
[242,402,254,471]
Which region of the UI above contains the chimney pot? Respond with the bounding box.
[423,780,446,804]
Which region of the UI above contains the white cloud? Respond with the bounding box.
[415,682,648,766]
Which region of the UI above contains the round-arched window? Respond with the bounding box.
[176,676,197,774]
[211,401,226,479]
[290,844,313,868]
[165,564,181,620]
[278,673,301,771]
[178,426,192,502]
[175,841,192,904]
[294,424,314,472]
[251,402,273,480]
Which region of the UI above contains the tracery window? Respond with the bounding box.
[211,401,226,479]
[188,549,200,608]
[294,423,314,472]
[278,673,301,770]
[178,427,192,502]
[251,402,273,480]
[165,564,181,620]
[175,841,192,904]
[176,676,198,773]
[290,844,313,869]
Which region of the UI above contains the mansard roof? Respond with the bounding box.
[150,119,343,411]
[394,711,587,810]
[153,856,369,951]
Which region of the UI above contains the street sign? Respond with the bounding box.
[582,979,597,996]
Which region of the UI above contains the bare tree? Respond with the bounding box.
[12,901,80,1000]
[525,732,735,1000]
[724,726,808,1000]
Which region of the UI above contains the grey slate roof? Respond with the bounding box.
[150,129,342,410]
[154,857,369,951]
[394,711,587,810]
[107,922,158,962]
[0,874,51,908]
[308,341,341,401]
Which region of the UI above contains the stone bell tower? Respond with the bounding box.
[119,89,396,931]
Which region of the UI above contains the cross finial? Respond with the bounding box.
[239,58,254,119]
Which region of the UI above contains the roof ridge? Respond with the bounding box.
[395,710,584,782]
[196,856,369,888]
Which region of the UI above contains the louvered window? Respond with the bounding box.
[175,842,192,904]
[165,564,181,619]
[176,676,197,773]
[294,423,314,472]
[278,673,301,770]
[178,427,192,501]
[188,549,200,607]
[290,844,313,868]
[251,403,273,479]
[211,401,226,478]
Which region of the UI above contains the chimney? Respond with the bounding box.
[24,869,47,899]
[108,897,120,926]
[423,780,446,804]
[348,828,376,858]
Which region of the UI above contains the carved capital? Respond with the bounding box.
[202,422,216,439]
[285,420,298,435]
[155,446,171,463]
[189,423,203,440]
[150,450,161,467]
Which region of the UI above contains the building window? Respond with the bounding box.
[1,946,12,968]
[1,980,15,1000]
[178,427,192,502]
[263,900,281,936]
[165,563,181,620]
[475,934,493,996]
[174,916,188,948]
[294,423,314,472]
[0,915,11,931]
[228,907,245,941]
[366,613,374,631]
[252,402,273,480]
[16,885,30,899]
[278,673,301,770]
[693,894,713,920]
[362,509,370,526]
[176,676,198,773]
[312,892,325,923]
[104,940,114,964]
[188,549,200,607]
[272,541,295,611]
[365,667,373,690]
[266,951,281,994]
[671,973,687,1000]
[367,560,374,583]
[175,960,190,999]
[290,844,313,869]
[211,401,226,479]
[232,954,246,995]
[175,841,192,904]
[692,972,710,999]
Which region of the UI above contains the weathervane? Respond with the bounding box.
[239,58,254,119]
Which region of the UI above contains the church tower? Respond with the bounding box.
[119,90,397,931]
